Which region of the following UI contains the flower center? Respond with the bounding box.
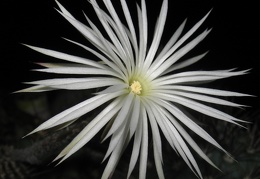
[130,80,142,95]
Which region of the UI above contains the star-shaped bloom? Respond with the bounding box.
[20,0,250,178]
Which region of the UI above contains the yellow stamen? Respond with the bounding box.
[130,81,142,95]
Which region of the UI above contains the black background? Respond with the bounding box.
[0,0,259,179]
[1,0,259,96]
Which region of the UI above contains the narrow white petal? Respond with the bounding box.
[155,90,246,107]
[143,100,163,162]
[157,93,246,125]
[150,29,211,79]
[143,0,168,70]
[102,95,134,179]
[144,100,166,178]
[153,142,165,179]
[147,10,212,77]
[96,84,128,95]
[102,99,132,162]
[26,91,124,136]
[153,99,228,154]
[88,1,130,74]
[16,85,54,93]
[103,93,134,140]
[36,67,119,77]
[87,10,127,60]
[55,97,123,162]
[170,10,211,55]
[49,92,125,128]
[137,0,148,67]
[153,105,198,176]
[162,69,248,80]
[55,0,75,19]
[129,96,141,138]
[62,38,127,79]
[160,107,220,170]
[153,69,248,85]
[103,0,134,61]
[56,9,108,53]
[127,116,142,178]
[120,0,138,60]
[150,101,204,177]
[27,78,122,90]
[154,19,187,63]
[162,51,208,74]
[36,62,87,68]
[149,103,177,153]
[164,116,202,178]
[139,105,148,179]
[155,85,251,97]
[26,78,110,86]
[154,75,225,85]
[23,44,104,68]
[102,125,125,162]
[101,127,128,179]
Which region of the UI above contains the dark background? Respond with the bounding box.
[1,0,259,95]
[0,0,259,179]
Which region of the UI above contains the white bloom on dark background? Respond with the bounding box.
[19,0,250,178]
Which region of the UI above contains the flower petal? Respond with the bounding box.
[159,106,220,171]
[157,93,247,125]
[163,115,203,178]
[62,38,127,80]
[54,97,123,163]
[153,69,249,85]
[120,0,138,60]
[26,77,122,90]
[150,29,211,79]
[137,0,148,67]
[155,90,246,107]
[129,96,141,138]
[15,85,54,93]
[143,99,163,162]
[103,0,134,60]
[143,0,168,70]
[147,9,212,77]
[23,44,104,68]
[101,126,128,179]
[153,98,229,154]
[139,105,148,179]
[25,91,124,137]
[155,19,187,63]
[127,114,142,178]
[162,51,208,74]
[103,93,134,141]
[155,85,251,97]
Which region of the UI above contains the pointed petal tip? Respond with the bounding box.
[52,154,67,167]
[13,88,31,93]
[55,0,60,5]
[54,0,64,11]
[13,85,40,93]
[20,43,33,50]
[206,8,213,16]
[21,43,32,48]
[22,130,37,138]
[20,42,27,46]
[52,154,63,164]
[54,7,61,14]
[12,90,21,94]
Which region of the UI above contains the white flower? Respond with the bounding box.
[20,0,250,178]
